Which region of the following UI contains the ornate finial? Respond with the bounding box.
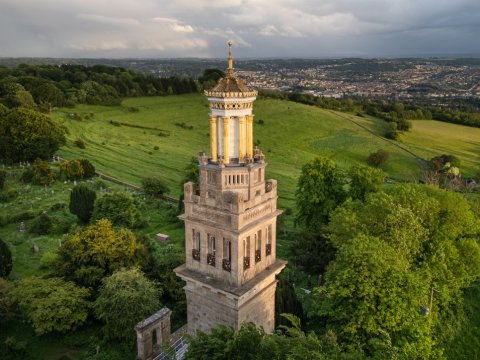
[227,40,234,78]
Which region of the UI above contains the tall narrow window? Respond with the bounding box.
[223,238,231,272]
[207,234,216,266]
[192,230,200,261]
[255,230,262,263]
[266,225,272,256]
[244,236,251,270]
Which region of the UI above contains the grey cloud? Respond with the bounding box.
[0,0,479,57]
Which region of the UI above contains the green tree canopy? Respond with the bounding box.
[348,165,385,201]
[11,277,90,335]
[92,192,139,228]
[320,184,480,356]
[56,219,145,288]
[295,157,346,232]
[69,184,97,223]
[0,107,66,163]
[94,268,161,342]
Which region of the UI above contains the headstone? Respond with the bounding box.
[32,243,40,253]
[19,222,26,233]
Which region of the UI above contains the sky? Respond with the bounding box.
[1,0,479,58]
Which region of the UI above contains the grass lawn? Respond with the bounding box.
[51,94,421,210]
[399,120,480,177]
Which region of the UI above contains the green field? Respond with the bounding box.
[400,120,480,177]
[52,94,421,209]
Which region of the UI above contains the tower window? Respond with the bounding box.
[207,234,216,267]
[266,225,272,256]
[192,229,200,261]
[244,237,251,270]
[255,231,262,263]
[223,238,231,272]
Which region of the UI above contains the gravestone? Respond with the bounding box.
[32,243,40,253]
[19,222,26,233]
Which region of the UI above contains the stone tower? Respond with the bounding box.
[175,42,286,335]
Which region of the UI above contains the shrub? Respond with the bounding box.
[367,149,390,167]
[32,159,55,185]
[92,192,138,228]
[20,167,34,183]
[60,160,84,180]
[257,119,265,125]
[397,119,412,131]
[94,268,161,342]
[0,170,6,190]
[80,159,96,178]
[69,184,97,224]
[74,138,86,149]
[0,188,18,203]
[11,277,90,335]
[0,239,12,278]
[30,212,53,235]
[153,146,159,150]
[142,177,169,196]
[40,251,58,269]
[385,130,399,140]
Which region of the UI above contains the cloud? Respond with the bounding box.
[77,13,140,26]
[0,0,479,57]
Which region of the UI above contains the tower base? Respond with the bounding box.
[175,259,286,335]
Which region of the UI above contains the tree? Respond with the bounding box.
[94,268,161,342]
[60,159,84,180]
[0,107,66,163]
[275,273,305,328]
[185,317,368,360]
[92,192,138,228]
[80,159,96,178]
[141,176,169,196]
[324,184,480,355]
[56,219,145,288]
[295,157,346,232]
[29,212,53,235]
[11,277,90,335]
[0,239,12,278]
[69,184,97,223]
[31,158,56,185]
[290,231,335,275]
[30,82,65,108]
[314,235,435,358]
[348,165,385,201]
[367,149,390,167]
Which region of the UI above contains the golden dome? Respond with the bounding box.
[205,41,257,98]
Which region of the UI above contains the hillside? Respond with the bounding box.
[51,94,421,209]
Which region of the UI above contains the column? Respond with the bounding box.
[223,117,230,164]
[238,116,246,163]
[210,116,217,161]
[246,115,254,158]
